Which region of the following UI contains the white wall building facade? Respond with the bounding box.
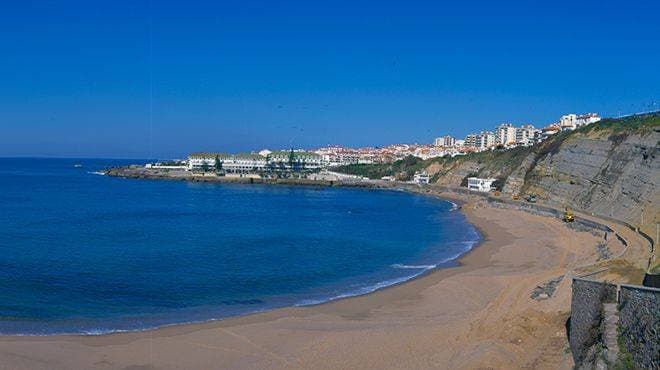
[467,177,496,192]
[465,131,495,151]
[515,124,539,146]
[496,123,517,145]
[413,171,430,184]
[189,151,324,173]
[559,113,600,131]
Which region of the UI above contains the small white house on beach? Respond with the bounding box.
[413,171,430,184]
[467,177,496,192]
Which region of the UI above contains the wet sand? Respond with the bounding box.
[0,195,624,369]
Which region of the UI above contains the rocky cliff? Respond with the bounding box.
[427,113,660,233]
[338,112,659,235]
[520,116,658,231]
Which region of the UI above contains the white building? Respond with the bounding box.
[264,150,324,170]
[479,131,496,149]
[189,153,267,173]
[496,123,517,146]
[467,177,497,192]
[576,113,601,126]
[541,124,561,140]
[413,171,431,184]
[188,151,324,173]
[314,147,360,166]
[188,153,229,171]
[465,131,495,151]
[465,133,478,148]
[434,135,456,147]
[559,113,601,131]
[559,114,578,130]
[515,124,539,146]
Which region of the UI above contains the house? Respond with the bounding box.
[467,177,496,192]
[413,171,431,184]
[559,113,601,131]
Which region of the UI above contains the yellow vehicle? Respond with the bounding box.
[512,194,520,200]
[563,207,575,222]
[493,191,501,197]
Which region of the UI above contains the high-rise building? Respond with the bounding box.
[434,135,457,147]
[478,131,496,149]
[465,133,478,148]
[466,131,495,150]
[515,124,539,146]
[495,123,517,145]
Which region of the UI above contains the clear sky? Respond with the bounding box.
[1,0,659,158]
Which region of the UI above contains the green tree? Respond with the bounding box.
[265,154,272,173]
[201,160,210,172]
[214,156,223,172]
[288,149,296,170]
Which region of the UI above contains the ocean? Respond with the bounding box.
[0,158,480,335]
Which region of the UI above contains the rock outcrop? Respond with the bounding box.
[424,113,660,233]
[523,126,658,229]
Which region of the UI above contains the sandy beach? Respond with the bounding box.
[0,194,635,370]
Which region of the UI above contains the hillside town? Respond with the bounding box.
[149,112,601,175]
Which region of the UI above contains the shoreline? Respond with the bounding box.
[0,189,481,338]
[0,176,638,369]
[1,193,491,337]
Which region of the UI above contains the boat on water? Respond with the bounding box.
[74,164,83,168]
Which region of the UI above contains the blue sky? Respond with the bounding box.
[1,0,659,158]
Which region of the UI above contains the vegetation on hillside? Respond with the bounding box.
[335,155,427,180]
[336,146,533,181]
[580,112,660,135]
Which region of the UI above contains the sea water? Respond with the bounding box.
[0,158,480,335]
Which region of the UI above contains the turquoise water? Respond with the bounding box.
[0,158,479,335]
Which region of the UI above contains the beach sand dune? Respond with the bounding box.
[0,198,628,369]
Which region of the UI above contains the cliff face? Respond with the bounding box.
[424,113,660,230]
[428,146,532,188]
[522,126,658,228]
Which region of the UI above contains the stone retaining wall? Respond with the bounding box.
[618,284,660,369]
[569,278,618,365]
[571,278,660,369]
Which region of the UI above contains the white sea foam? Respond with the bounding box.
[8,235,484,336]
[391,263,437,270]
[87,171,105,176]
[295,273,427,307]
[296,231,482,308]
[449,201,459,211]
